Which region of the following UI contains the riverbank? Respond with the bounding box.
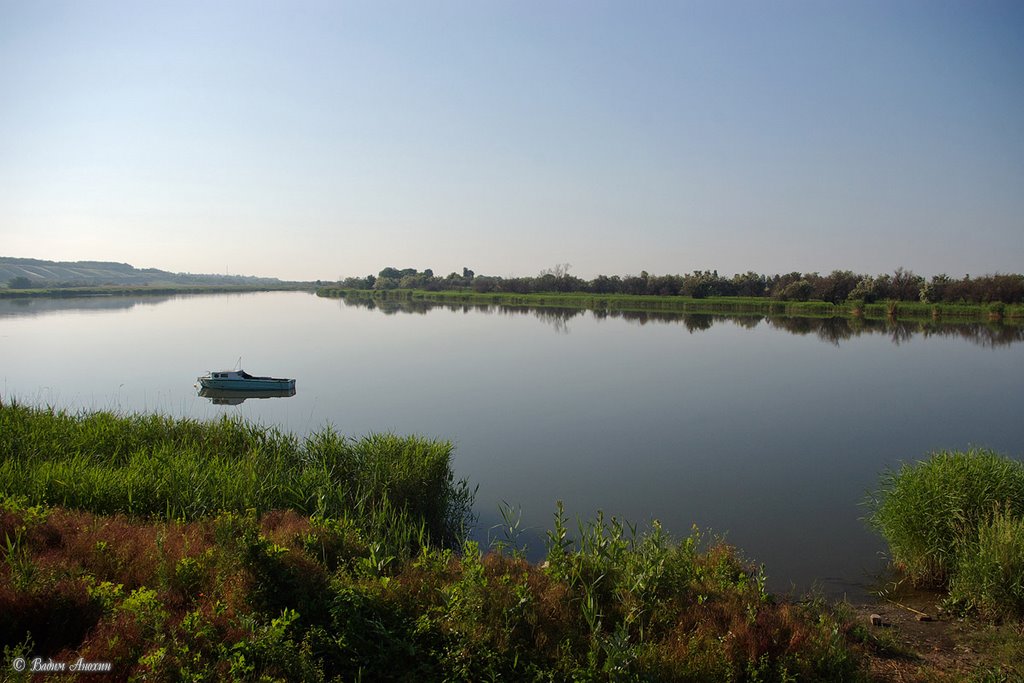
[0,283,314,299]
[316,288,1024,324]
[1,403,1020,680]
[849,593,1023,681]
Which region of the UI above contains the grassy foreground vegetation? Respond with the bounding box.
[0,402,879,681]
[2,403,1021,680]
[1,498,871,682]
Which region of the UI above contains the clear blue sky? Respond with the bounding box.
[2,0,1022,281]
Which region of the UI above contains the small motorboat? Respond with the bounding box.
[197,369,296,391]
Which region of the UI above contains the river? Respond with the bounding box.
[3,290,1022,596]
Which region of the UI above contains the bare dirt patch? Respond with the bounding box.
[851,591,1024,682]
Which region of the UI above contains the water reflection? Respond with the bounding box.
[197,387,297,405]
[0,295,176,318]
[505,307,581,334]
[764,315,1024,349]
[338,298,1024,348]
[352,297,434,315]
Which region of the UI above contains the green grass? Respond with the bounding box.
[0,401,474,553]
[317,287,1024,323]
[867,449,1024,618]
[949,509,1024,619]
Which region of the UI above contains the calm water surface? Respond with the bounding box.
[3,291,1023,596]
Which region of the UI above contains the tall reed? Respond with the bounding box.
[948,508,1024,618]
[867,448,1024,588]
[0,402,474,553]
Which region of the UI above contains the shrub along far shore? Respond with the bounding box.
[327,265,1024,307]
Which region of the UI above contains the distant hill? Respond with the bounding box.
[0,257,290,289]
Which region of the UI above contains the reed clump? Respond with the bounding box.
[868,448,1024,618]
[0,401,474,553]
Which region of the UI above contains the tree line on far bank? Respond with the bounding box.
[335,265,1024,305]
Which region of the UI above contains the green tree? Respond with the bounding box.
[779,279,813,301]
[847,277,879,303]
[814,270,859,303]
[890,267,923,301]
[472,276,500,293]
[732,271,768,297]
[373,277,399,290]
[7,276,33,289]
[378,267,417,280]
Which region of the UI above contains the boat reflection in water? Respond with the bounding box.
[197,386,297,405]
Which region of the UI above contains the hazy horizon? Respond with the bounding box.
[5,253,1024,285]
[3,1,1022,282]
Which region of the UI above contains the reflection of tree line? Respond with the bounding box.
[349,297,434,315]
[765,316,1024,348]
[340,297,581,333]
[0,295,177,318]
[341,297,1024,348]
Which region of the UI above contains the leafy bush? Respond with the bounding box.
[0,493,870,681]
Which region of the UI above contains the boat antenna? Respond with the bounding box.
[235,356,242,370]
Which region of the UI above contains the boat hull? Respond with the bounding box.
[198,377,296,391]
